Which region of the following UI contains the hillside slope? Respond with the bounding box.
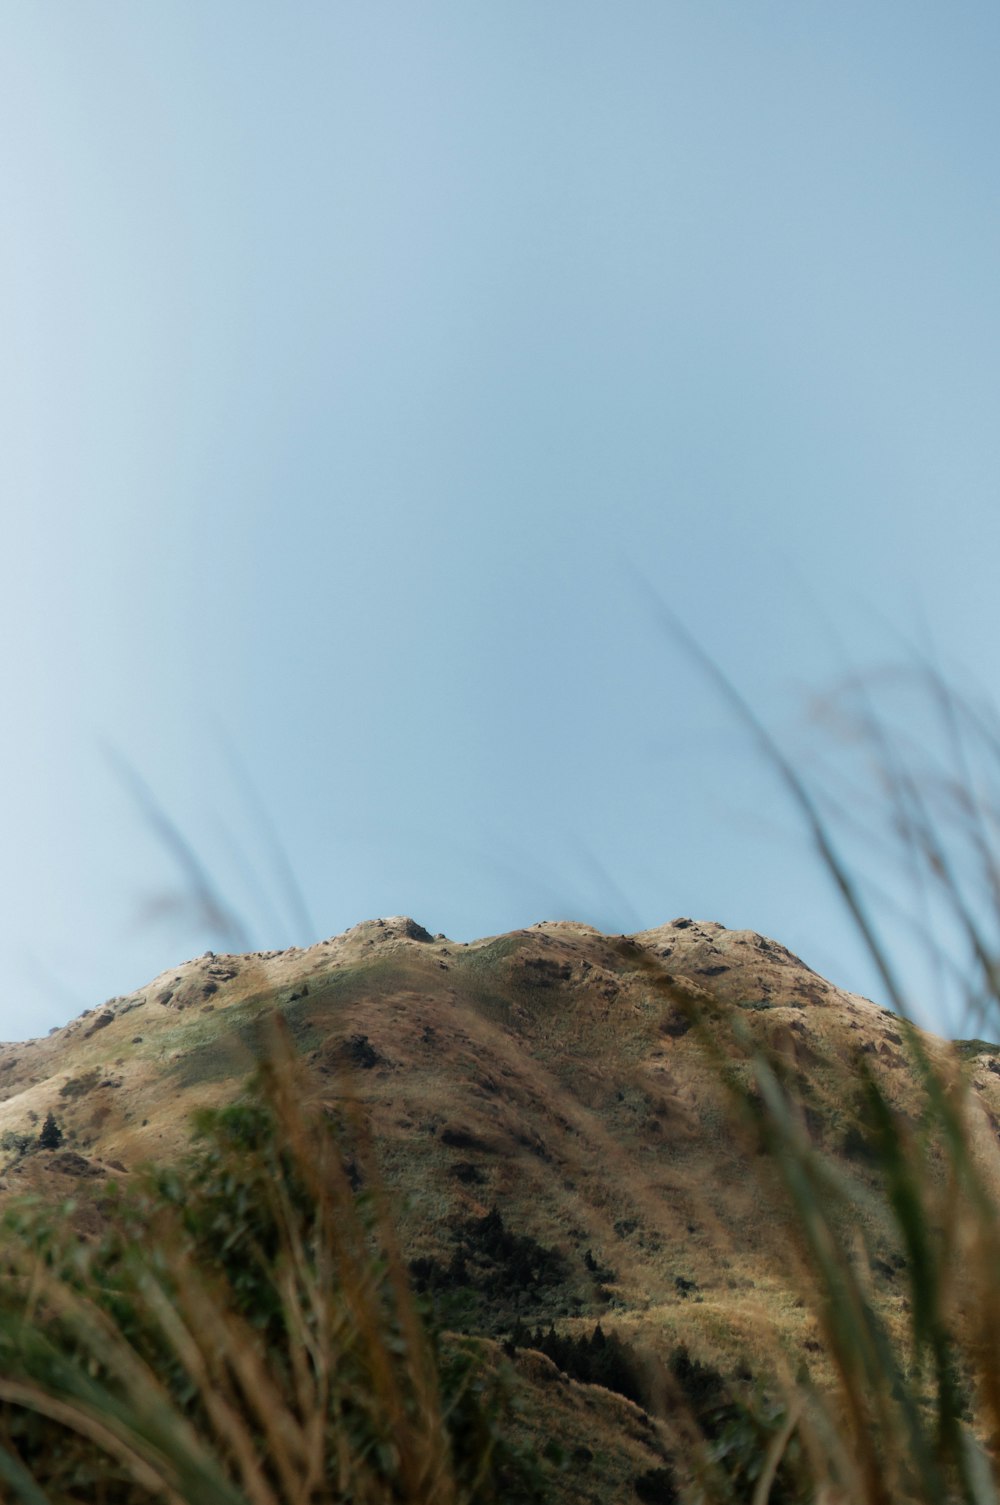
[3,915,998,1500]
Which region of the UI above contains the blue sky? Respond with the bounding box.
[3,3,1000,1039]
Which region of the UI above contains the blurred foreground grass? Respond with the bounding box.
[8,660,1000,1501]
[673,656,1000,1505]
[0,1028,541,1504]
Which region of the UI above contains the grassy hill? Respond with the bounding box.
[1,914,999,1500]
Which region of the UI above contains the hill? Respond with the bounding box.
[1,915,998,1501]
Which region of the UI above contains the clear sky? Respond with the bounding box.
[3,3,1000,1040]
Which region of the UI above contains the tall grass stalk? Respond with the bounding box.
[658,640,1000,1505]
[0,1021,514,1504]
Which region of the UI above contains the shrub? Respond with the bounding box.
[0,1131,32,1158]
[37,1111,63,1150]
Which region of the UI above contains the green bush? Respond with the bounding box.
[0,1131,32,1158]
[37,1112,63,1150]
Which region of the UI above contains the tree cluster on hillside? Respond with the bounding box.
[504,1319,648,1407]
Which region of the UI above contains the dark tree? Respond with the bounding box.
[38,1112,63,1150]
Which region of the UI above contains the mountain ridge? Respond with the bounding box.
[2,913,993,1282]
